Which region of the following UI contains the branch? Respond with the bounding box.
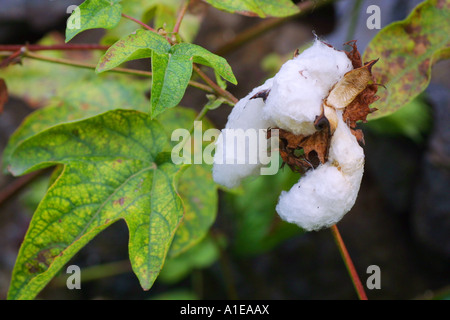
[6,51,213,94]
[0,44,109,52]
[330,225,368,300]
[121,13,156,32]
[173,0,190,34]
[0,170,44,207]
[193,65,238,104]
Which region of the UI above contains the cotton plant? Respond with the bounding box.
[213,39,379,231]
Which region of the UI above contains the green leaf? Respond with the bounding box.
[363,0,450,119]
[171,43,237,85]
[98,34,236,117]
[7,110,184,299]
[203,0,299,18]
[96,29,171,72]
[2,78,149,171]
[150,51,193,118]
[151,43,237,117]
[226,168,303,256]
[65,0,123,42]
[157,107,218,257]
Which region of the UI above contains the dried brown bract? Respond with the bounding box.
[268,111,332,174]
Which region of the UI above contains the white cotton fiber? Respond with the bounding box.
[275,110,364,231]
[328,111,365,188]
[213,79,274,188]
[263,40,353,135]
[276,164,354,231]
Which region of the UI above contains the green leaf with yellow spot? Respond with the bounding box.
[96,29,171,72]
[364,0,450,119]
[203,0,299,18]
[7,110,184,300]
[2,78,149,171]
[150,50,194,118]
[65,0,123,42]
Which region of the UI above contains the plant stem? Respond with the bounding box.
[193,65,238,104]
[0,170,44,207]
[0,44,109,52]
[121,13,156,32]
[173,0,190,34]
[330,224,368,300]
[12,51,213,94]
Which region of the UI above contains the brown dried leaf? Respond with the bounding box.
[268,113,332,174]
[344,40,362,69]
[326,59,379,110]
[343,84,379,129]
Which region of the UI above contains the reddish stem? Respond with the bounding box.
[193,64,238,104]
[0,48,23,68]
[0,44,109,52]
[0,170,43,207]
[173,0,190,34]
[121,13,156,32]
[330,224,368,300]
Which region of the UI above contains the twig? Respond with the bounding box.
[121,13,156,32]
[0,48,24,68]
[0,170,44,207]
[0,44,109,52]
[193,65,238,104]
[330,224,368,300]
[173,0,190,34]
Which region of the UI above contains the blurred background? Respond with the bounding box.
[0,0,449,299]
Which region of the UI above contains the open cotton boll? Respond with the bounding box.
[263,40,353,136]
[213,79,274,189]
[275,110,364,231]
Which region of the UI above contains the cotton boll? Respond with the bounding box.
[213,79,274,188]
[275,110,365,231]
[276,164,355,231]
[263,40,353,136]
